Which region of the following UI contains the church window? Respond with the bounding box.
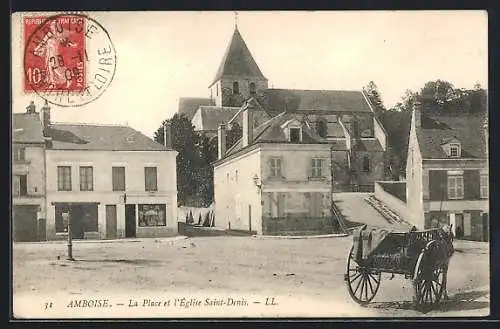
[362,155,371,172]
[249,82,256,95]
[233,81,240,95]
[216,84,219,96]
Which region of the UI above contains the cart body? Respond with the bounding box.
[344,225,454,311]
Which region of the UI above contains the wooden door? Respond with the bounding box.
[106,205,117,239]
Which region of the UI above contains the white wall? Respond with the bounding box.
[214,148,262,233]
[406,115,425,228]
[12,144,46,214]
[373,117,387,151]
[374,182,409,221]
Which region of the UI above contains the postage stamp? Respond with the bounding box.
[23,13,116,107]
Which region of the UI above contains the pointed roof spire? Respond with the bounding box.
[234,11,239,29]
[209,24,267,88]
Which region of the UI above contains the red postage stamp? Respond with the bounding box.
[23,15,86,93]
[23,13,116,107]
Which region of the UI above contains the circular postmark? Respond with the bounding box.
[23,13,117,107]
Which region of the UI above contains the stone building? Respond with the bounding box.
[181,24,389,194]
[406,103,489,241]
[14,101,179,241]
[12,101,48,241]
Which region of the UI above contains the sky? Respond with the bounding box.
[12,11,487,138]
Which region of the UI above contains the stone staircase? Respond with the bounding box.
[330,201,355,234]
[364,194,411,227]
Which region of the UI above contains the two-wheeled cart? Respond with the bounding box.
[344,226,454,311]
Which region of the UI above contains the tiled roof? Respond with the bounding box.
[225,112,329,156]
[13,113,45,143]
[48,123,171,151]
[255,89,373,114]
[178,97,215,121]
[327,139,348,151]
[416,114,487,159]
[327,122,345,138]
[352,139,384,152]
[228,106,272,130]
[194,106,240,131]
[210,27,267,87]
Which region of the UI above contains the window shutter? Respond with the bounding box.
[278,193,286,217]
[278,157,284,178]
[464,170,480,200]
[429,170,446,201]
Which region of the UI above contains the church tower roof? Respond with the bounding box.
[209,26,267,88]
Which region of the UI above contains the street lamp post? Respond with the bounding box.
[63,208,74,261]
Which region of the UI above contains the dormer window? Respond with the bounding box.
[281,119,303,143]
[233,81,239,95]
[290,127,301,143]
[449,143,461,157]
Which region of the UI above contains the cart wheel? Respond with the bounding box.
[345,245,381,305]
[412,241,449,311]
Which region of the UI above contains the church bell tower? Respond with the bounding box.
[209,19,268,107]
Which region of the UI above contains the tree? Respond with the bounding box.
[196,133,218,206]
[154,113,200,205]
[379,80,487,176]
[364,81,386,117]
[315,118,328,138]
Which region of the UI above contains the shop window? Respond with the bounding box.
[55,204,70,233]
[138,204,166,227]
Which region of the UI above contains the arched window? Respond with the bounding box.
[362,155,371,172]
[315,119,328,138]
[233,81,240,95]
[249,82,256,95]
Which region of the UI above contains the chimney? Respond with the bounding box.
[242,101,254,147]
[218,123,226,160]
[40,100,51,136]
[163,122,172,148]
[26,101,36,114]
[412,101,422,128]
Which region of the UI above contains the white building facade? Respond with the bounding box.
[45,149,178,240]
